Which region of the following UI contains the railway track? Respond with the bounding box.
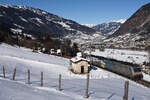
[92,63,150,88]
[137,80,150,88]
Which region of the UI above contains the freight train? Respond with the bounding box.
[88,55,143,80]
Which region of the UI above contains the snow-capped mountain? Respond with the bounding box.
[0,4,96,38]
[82,24,97,28]
[112,19,126,24]
[64,20,127,44]
[92,20,126,36]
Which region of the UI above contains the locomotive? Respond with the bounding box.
[89,55,143,80]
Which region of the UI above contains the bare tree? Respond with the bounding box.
[148,51,150,63]
[146,46,150,63]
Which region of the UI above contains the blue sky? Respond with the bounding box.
[0,0,150,24]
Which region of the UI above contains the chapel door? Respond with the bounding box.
[81,66,84,73]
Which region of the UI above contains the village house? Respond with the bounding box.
[57,49,61,55]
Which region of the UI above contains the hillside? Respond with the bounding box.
[105,3,150,48]
[0,44,150,100]
[112,3,150,38]
[0,4,96,38]
[93,20,125,36]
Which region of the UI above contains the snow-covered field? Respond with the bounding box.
[86,49,149,64]
[0,44,150,100]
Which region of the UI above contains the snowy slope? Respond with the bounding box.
[0,78,78,100]
[0,44,119,79]
[0,44,150,100]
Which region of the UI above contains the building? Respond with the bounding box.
[70,57,89,74]
[50,49,55,54]
[57,49,61,55]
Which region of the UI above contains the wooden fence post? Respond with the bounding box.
[123,81,129,100]
[59,74,61,91]
[3,66,5,78]
[41,72,43,87]
[85,73,90,98]
[27,69,30,84]
[12,68,16,80]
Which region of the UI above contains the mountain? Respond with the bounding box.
[92,20,126,36]
[77,20,126,44]
[0,4,96,38]
[106,3,150,48]
[111,3,150,38]
[82,24,97,28]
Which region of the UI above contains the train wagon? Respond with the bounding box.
[106,59,143,79]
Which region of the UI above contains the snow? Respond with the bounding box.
[35,17,44,24]
[53,21,75,31]
[0,4,9,8]
[77,52,82,57]
[19,16,28,22]
[42,11,47,14]
[71,57,89,63]
[10,28,22,33]
[57,21,70,28]
[82,24,97,28]
[143,73,150,82]
[107,27,120,35]
[0,78,79,100]
[13,23,24,29]
[0,44,150,100]
[93,33,101,37]
[116,19,126,24]
[85,49,149,64]
[108,19,126,24]
[31,17,44,24]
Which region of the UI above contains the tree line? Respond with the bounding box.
[0,25,79,57]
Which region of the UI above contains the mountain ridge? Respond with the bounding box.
[0,4,96,38]
[92,20,126,36]
[103,3,150,48]
[111,3,150,38]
